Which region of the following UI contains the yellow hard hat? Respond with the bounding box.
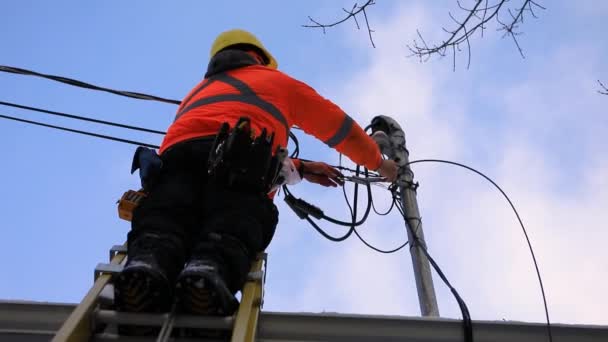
[210,29,278,69]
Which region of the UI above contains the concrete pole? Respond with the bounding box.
[371,115,440,317]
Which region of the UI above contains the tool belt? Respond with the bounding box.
[118,117,284,221]
[208,117,286,194]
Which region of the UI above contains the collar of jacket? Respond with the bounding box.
[204,50,259,78]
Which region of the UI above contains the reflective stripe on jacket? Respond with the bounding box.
[159,51,382,170]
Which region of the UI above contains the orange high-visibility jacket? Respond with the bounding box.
[160,54,382,171]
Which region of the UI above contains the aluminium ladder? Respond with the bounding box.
[53,244,267,342]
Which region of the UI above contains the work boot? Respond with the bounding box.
[113,256,172,335]
[175,258,239,316]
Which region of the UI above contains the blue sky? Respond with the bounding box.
[1,0,607,326]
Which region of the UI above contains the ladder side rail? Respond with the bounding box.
[231,256,265,342]
[52,246,127,342]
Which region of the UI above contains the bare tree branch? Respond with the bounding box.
[303,0,377,48]
[407,0,546,70]
[598,80,608,95]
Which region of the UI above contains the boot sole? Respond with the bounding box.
[176,274,236,339]
[114,267,171,335]
[176,274,219,315]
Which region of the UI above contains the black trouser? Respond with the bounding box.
[127,138,279,294]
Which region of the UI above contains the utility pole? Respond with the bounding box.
[371,115,440,317]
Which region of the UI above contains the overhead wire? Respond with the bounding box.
[0,113,159,149]
[0,65,307,154]
[0,100,166,135]
[0,65,181,105]
[406,158,552,342]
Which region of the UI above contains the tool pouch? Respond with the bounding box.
[208,117,285,193]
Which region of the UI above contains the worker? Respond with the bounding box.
[114,29,398,327]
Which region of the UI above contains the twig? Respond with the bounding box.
[598,80,608,95]
[303,0,377,48]
[407,0,545,70]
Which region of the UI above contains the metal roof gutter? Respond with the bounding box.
[2,301,607,342]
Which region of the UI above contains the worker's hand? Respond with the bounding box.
[301,161,344,187]
[376,159,399,182]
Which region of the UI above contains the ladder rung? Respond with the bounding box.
[92,333,223,342]
[109,245,128,261]
[94,263,124,281]
[94,309,234,330]
[247,270,263,281]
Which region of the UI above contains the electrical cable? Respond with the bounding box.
[344,184,409,254]
[394,201,473,341]
[284,185,351,242]
[337,154,409,253]
[0,65,307,152]
[288,131,300,158]
[0,65,181,105]
[283,163,370,242]
[371,187,397,216]
[0,100,166,135]
[293,155,375,228]
[0,113,160,149]
[294,154,404,253]
[303,216,352,242]
[406,158,552,342]
[320,178,373,227]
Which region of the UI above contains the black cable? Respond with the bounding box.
[297,157,381,177]
[394,202,473,341]
[0,65,308,152]
[407,158,552,342]
[352,228,409,254]
[360,194,408,253]
[348,192,409,254]
[336,156,409,254]
[336,120,411,253]
[335,163,359,241]
[303,216,353,242]
[284,161,369,242]
[336,156,361,242]
[0,65,181,105]
[371,188,396,216]
[283,185,352,242]
[321,174,373,227]
[0,100,166,135]
[288,131,300,158]
[0,114,159,149]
